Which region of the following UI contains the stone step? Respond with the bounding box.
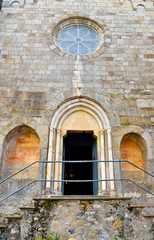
[0,225,7,228]
[129,205,145,208]
[5,215,22,219]
[33,196,132,201]
[143,214,154,218]
[19,206,35,210]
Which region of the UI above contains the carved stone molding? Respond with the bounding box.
[2,0,25,8]
[130,0,153,11]
[119,0,154,11]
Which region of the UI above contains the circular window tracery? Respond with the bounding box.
[57,24,99,56]
[47,16,112,59]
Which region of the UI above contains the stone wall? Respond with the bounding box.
[1,197,153,240]
[0,0,153,204]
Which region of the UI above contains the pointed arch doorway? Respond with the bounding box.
[47,97,115,195]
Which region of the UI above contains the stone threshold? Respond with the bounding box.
[33,196,132,201]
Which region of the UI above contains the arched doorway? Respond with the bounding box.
[47,97,115,195]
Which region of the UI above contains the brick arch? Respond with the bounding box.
[120,132,147,181]
[2,125,40,178]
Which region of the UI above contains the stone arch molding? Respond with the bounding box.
[47,98,115,196]
[51,98,110,130]
[2,0,25,8]
[115,125,153,160]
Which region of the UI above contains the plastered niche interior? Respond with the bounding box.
[121,139,144,170]
[120,133,147,181]
[3,125,40,179]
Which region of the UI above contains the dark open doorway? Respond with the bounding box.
[62,132,98,195]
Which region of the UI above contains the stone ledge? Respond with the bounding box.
[129,205,145,208]
[19,206,35,210]
[0,225,7,228]
[143,214,154,218]
[33,196,132,201]
[5,215,22,219]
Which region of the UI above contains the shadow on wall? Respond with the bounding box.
[0,0,2,11]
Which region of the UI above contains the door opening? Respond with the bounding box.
[62,132,98,195]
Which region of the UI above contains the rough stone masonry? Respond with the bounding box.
[0,0,153,239]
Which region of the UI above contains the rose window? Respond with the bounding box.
[57,24,99,56]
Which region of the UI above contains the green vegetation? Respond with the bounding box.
[38,232,61,240]
[113,237,118,240]
[113,237,128,240]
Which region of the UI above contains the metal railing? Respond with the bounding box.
[0,160,153,203]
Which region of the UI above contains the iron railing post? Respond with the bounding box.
[119,159,124,197]
[40,161,44,197]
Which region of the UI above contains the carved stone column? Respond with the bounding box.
[99,130,107,192]
[106,128,115,191]
[54,129,61,195]
[46,127,54,189]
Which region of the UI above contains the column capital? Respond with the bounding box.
[99,129,105,135]
[56,129,61,134]
[49,126,54,131]
[105,127,112,133]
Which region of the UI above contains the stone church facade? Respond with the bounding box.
[0,0,153,239]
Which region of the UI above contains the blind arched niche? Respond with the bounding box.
[2,124,40,180]
[120,132,147,181]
